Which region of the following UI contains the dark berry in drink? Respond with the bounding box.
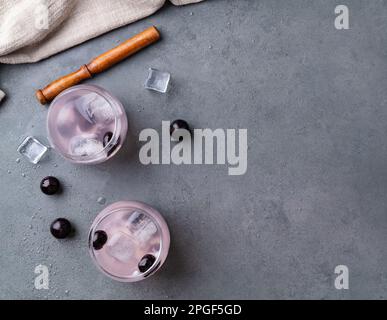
[103,132,113,147]
[40,176,60,195]
[50,218,72,239]
[170,119,190,141]
[138,254,156,273]
[103,132,120,157]
[92,230,108,250]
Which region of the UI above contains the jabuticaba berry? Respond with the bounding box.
[40,176,60,195]
[138,254,156,273]
[92,230,108,250]
[50,218,72,239]
[103,132,120,157]
[170,120,190,142]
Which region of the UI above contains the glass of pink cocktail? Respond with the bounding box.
[47,85,128,164]
[88,201,170,282]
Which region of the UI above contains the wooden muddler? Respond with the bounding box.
[36,26,160,105]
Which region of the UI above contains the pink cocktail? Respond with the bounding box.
[88,201,170,282]
[47,85,128,164]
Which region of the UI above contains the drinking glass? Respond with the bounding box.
[47,85,128,164]
[88,201,170,282]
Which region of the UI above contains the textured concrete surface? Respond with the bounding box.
[1,0,387,299]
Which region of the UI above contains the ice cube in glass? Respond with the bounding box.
[106,231,136,263]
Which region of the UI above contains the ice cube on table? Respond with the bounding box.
[17,136,48,164]
[74,93,114,124]
[69,135,105,157]
[145,68,171,93]
[106,231,135,263]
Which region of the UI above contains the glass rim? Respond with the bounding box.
[47,84,123,163]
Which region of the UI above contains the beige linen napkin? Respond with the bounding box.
[0,0,203,64]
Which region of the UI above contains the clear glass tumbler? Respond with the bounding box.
[88,201,171,282]
[47,85,128,164]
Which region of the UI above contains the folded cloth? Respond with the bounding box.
[0,0,203,64]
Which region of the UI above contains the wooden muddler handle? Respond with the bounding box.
[36,26,160,105]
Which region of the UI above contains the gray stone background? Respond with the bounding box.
[0,0,387,299]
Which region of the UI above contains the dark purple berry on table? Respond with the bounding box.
[92,230,108,250]
[138,254,156,273]
[170,119,190,142]
[103,132,120,157]
[40,176,60,195]
[50,218,72,239]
